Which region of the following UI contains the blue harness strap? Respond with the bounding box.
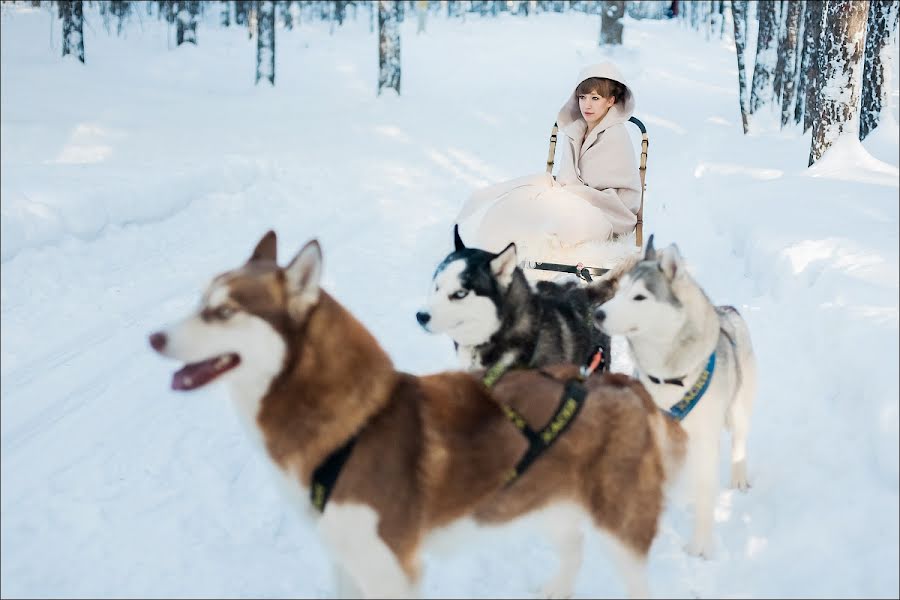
[665,352,716,421]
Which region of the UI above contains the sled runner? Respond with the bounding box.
[524,116,648,283]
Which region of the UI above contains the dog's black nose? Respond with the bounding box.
[594,308,606,323]
[415,311,431,326]
[149,332,167,352]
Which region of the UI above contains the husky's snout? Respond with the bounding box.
[149,331,167,352]
[415,311,431,329]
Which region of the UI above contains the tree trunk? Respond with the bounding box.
[378,0,402,96]
[779,0,802,127]
[809,0,869,166]
[221,0,231,26]
[60,0,85,63]
[749,0,779,114]
[792,0,808,126]
[773,0,788,102]
[599,0,625,45]
[334,0,347,25]
[101,1,130,36]
[860,0,900,140]
[158,0,177,23]
[235,0,248,25]
[256,0,275,85]
[176,0,199,45]
[280,0,293,30]
[796,0,823,131]
[690,0,702,29]
[732,0,751,133]
[416,0,428,33]
[720,0,728,38]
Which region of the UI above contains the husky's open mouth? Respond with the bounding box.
[172,353,241,390]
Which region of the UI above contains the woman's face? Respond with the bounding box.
[578,90,616,130]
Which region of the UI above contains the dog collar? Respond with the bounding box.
[663,352,716,421]
[647,374,685,386]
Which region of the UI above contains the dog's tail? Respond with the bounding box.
[584,251,642,305]
[718,305,757,431]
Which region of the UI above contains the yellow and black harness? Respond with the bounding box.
[483,347,603,485]
[309,348,603,512]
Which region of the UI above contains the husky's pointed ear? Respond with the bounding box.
[644,234,656,262]
[248,230,278,264]
[490,243,518,288]
[453,224,466,252]
[284,240,322,319]
[659,244,683,281]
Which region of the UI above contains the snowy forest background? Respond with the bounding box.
[41,0,900,166]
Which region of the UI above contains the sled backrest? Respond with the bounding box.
[545,116,648,248]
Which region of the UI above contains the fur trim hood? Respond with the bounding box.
[557,62,635,136]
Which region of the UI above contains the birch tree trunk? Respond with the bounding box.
[732,0,751,133]
[599,1,625,45]
[773,0,788,102]
[335,0,347,26]
[719,0,728,38]
[859,0,900,140]
[378,0,402,96]
[235,0,249,25]
[796,0,823,131]
[416,0,428,34]
[280,0,293,30]
[749,0,779,114]
[176,0,199,45]
[256,0,275,85]
[809,0,869,166]
[60,0,85,63]
[779,0,802,127]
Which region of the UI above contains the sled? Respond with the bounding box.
[523,116,648,283]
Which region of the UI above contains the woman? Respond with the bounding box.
[456,62,641,259]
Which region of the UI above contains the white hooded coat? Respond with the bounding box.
[456,62,641,259]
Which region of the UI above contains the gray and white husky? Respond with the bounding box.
[416,226,637,373]
[594,235,757,559]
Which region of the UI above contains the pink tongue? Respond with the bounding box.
[171,354,240,390]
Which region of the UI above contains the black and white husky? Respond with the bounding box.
[594,235,758,559]
[416,226,636,372]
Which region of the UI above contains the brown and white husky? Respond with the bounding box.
[148,231,686,599]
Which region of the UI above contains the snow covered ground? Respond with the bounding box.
[2,4,898,598]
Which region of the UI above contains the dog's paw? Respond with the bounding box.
[539,577,574,599]
[730,463,751,492]
[730,475,751,492]
[683,540,714,560]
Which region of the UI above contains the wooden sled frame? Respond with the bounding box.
[527,116,649,283]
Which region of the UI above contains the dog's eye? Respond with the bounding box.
[215,305,236,319]
[450,290,469,300]
[633,294,646,301]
